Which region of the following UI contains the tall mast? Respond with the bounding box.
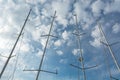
[70,15,98,80]
[35,10,56,80]
[0,8,32,79]
[98,23,120,73]
[23,11,57,80]
[74,14,86,80]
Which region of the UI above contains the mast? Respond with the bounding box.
[98,23,120,73]
[74,14,86,80]
[70,14,99,80]
[0,8,32,79]
[23,11,58,80]
[35,11,56,80]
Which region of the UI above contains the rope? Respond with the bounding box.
[8,32,24,80]
[101,43,112,80]
[99,25,113,80]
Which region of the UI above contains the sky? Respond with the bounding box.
[0,0,120,80]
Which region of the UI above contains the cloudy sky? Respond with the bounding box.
[0,0,120,80]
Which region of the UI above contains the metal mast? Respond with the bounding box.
[102,44,119,80]
[98,23,120,73]
[23,11,58,80]
[35,10,56,80]
[0,8,32,79]
[74,14,86,80]
[70,14,99,80]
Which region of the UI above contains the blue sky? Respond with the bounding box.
[0,0,120,80]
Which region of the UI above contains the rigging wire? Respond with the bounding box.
[7,31,24,80]
[10,32,24,80]
[104,45,119,80]
[98,23,120,73]
[35,11,56,80]
[90,24,109,79]
[0,8,32,79]
[101,42,112,80]
[0,32,21,80]
[99,24,119,80]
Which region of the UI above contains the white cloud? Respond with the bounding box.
[91,0,105,16]
[112,23,120,33]
[72,48,84,56]
[32,24,50,48]
[26,0,38,4]
[54,40,62,47]
[89,25,102,48]
[20,42,31,52]
[90,38,101,48]
[32,27,41,41]
[104,0,120,13]
[1,0,119,80]
[62,30,70,40]
[39,0,47,4]
[72,49,79,56]
[0,1,35,79]
[73,0,94,30]
[36,49,43,57]
[73,1,87,22]
[51,0,71,27]
[56,50,63,56]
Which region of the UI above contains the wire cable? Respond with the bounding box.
[8,32,24,80]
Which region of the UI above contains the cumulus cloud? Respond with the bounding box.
[51,0,71,27]
[72,48,79,56]
[20,42,31,52]
[72,48,84,56]
[104,0,120,13]
[91,0,105,17]
[73,0,94,30]
[62,30,70,40]
[73,1,88,21]
[0,0,120,80]
[89,24,102,48]
[32,24,49,41]
[0,0,35,79]
[112,23,120,33]
[54,40,62,47]
[26,0,38,5]
[56,50,63,56]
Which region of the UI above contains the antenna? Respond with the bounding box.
[70,14,99,80]
[98,23,120,73]
[0,8,32,79]
[23,11,58,80]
